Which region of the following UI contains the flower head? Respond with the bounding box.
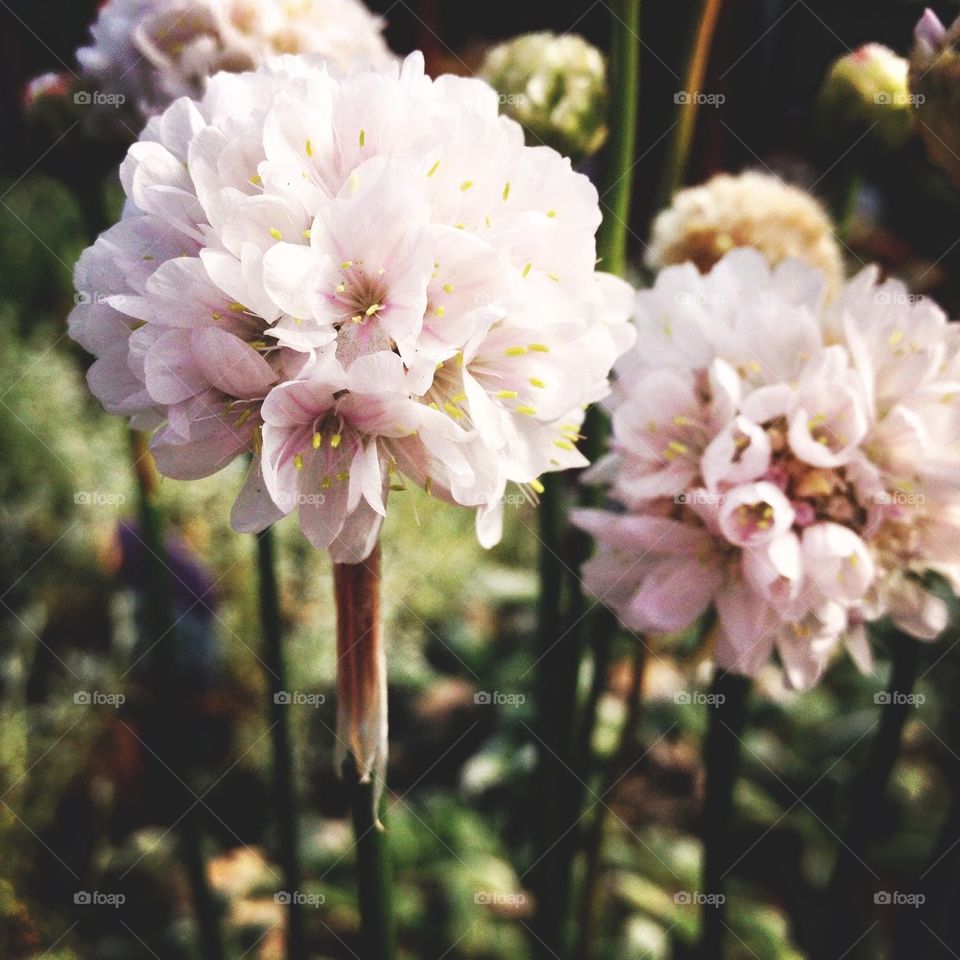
[480,32,608,160]
[575,249,960,689]
[76,0,393,132]
[818,43,914,150]
[646,172,844,294]
[69,53,635,562]
[910,8,960,185]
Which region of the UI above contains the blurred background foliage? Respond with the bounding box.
[2,1,960,958]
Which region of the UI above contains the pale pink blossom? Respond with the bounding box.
[76,0,393,132]
[575,249,960,689]
[69,53,635,562]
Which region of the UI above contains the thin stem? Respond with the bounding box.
[700,669,751,960]
[333,545,394,960]
[595,0,642,278]
[346,757,395,960]
[257,527,306,960]
[129,431,226,960]
[823,629,920,959]
[528,4,642,954]
[530,473,580,958]
[575,642,648,960]
[654,0,724,214]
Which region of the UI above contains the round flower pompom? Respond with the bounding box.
[910,8,960,185]
[818,44,914,150]
[69,53,636,562]
[574,248,960,689]
[76,0,393,133]
[646,172,845,294]
[480,32,608,160]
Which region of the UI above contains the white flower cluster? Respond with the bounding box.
[69,54,635,561]
[577,250,960,688]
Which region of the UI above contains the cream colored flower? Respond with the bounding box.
[647,171,844,293]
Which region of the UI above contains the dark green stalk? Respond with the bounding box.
[823,629,920,959]
[129,431,225,960]
[257,527,307,960]
[528,4,642,956]
[700,670,751,960]
[346,757,395,960]
[595,0,642,279]
[575,642,648,960]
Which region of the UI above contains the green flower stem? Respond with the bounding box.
[823,629,920,959]
[595,0,642,279]
[129,431,226,960]
[530,4,640,957]
[575,641,648,960]
[257,527,307,960]
[654,0,724,215]
[700,669,751,960]
[346,757,395,960]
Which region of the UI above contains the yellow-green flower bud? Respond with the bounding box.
[479,32,608,160]
[818,44,914,150]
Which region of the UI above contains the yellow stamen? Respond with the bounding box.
[443,283,455,294]
[427,160,441,177]
[294,453,304,470]
[305,139,313,157]
[522,263,533,278]
[330,433,342,448]
[529,378,546,388]
[460,180,473,191]
[530,478,545,494]
[359,129,366,147]
[515,405,537,415]
[505,346,527,357]
[312,433,322,449]
[528,343,550,353]
[496,390,519,399]
[269,227,283,240]
[502,182,511,200]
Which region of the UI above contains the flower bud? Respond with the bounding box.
[909,9,960,184]
[818,44,914,150]
[647,171,844,294]
[480,32,608,160]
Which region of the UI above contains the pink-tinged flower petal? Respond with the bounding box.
[626,557,722,634]
[886,576,949,641]
[144,328,208,403]
[714,580,778,677]
[192,327,276,399]
[802,522,874,604]
[232,454,287,532]
[742,532,803,607]
[152,394,253,479]
[718,482,795,548]
[701,416,771,491]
